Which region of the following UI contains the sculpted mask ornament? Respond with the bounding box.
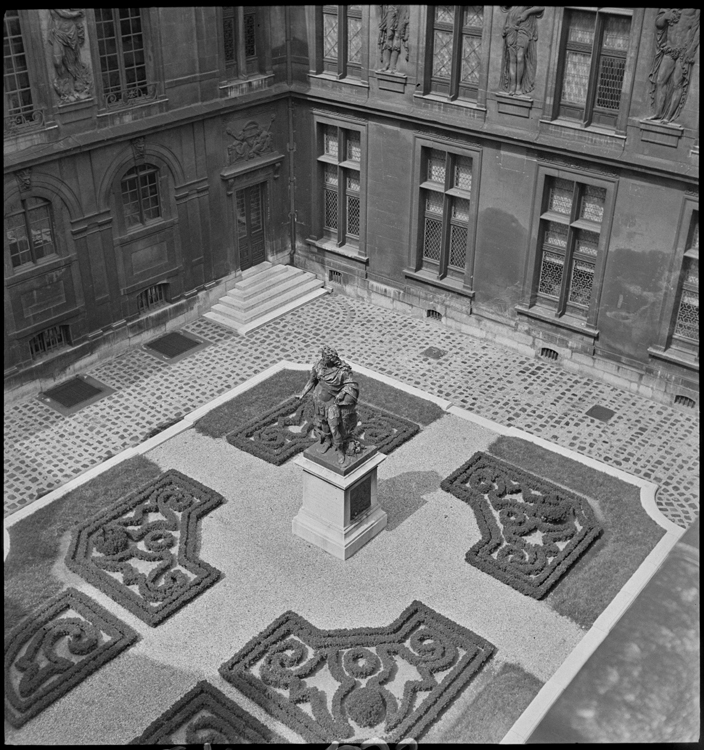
[647,8,700,124]
[297,346,362,466]
[47,9,93,103]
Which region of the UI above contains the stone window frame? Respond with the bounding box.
[422,5,490,106]
[650,197,699,363]
[28,323,72,361]
[549,7,638,134]
[221,6,267,80]
[313,114,368,256]
[319,5,365,80]
[4,196,59,272]
[88,8,160,111]
[408,135,482,288]
[3,10,48,136]
[519,165,618,334]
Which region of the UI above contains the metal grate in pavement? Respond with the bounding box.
[585,405,616,422]
[39,375,115,416]
[143,330,211,363]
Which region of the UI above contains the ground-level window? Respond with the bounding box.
[29,324,71,360]
[671,212,699,347]
[419,147,474,278]
[535,175,609,320]
[318,122,363,247]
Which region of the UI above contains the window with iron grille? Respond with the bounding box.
[318,123,363,247]
[672,213,699,345]
[4,10,44,134]
[121,164,161,229]
[222,7,260,78]
[5,197,57,270]
[321,5,363,78]
[95,8,153,108]
[535,176,608,319]
[555,8,631,129]
[428,5,484,101]
[419,148,473,277]
[28,325,71,360]
[138,282,168,314]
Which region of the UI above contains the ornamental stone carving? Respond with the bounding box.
[47,9,93,104]
[15,169,32,193]
[377,5,410,73]
[500,6,545,97]
[225,114,276,165]
[131,136,146,162]
[646,9,700,124]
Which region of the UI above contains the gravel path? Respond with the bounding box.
[7,414,588,745]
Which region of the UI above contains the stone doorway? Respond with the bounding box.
[235,182,266,271]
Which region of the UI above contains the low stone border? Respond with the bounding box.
[4,588,138,728]
[130,679,286,744]
[218,599,496,743]
[441,451,603,599]
[65,469,226,627]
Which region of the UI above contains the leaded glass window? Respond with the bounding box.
[322,5,364,78]
[673,214,699,344]
[5,197,57,269]
[4,10,40,129]
[420,147,473,276]
[536,176,609,319]
[221,7,263,78]
[318,124,364,246]
[558,9,631,129]
[430,5,483,100]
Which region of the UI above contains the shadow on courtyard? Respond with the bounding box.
[377,470,441,531]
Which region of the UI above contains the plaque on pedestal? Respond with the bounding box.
[292,446,387,560]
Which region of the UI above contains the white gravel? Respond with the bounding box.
[7,413,585,745]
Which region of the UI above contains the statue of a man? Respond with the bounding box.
[500,6,545,96]
[646,8,700,124]
[378,5,409,73]
[297,346,361,465]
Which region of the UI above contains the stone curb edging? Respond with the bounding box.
[2,359,686,747]
[441,406,685,745]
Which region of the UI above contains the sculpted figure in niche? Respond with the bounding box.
[500,6,545,96]
[297,346,362,465]
[378,5,410,73]
[48,9,92,103]
[647,8,700,124]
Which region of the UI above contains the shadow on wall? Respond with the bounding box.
[377,470,442,531]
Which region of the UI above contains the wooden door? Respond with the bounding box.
[235,183,266,271]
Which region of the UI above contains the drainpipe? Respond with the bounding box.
[286,6,297,267]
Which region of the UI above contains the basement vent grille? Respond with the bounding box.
[427,309,442,321]
[540,347,559,361]
[40,375,115,415]
[674,395,696,409]
[144,330,210,363]
[329,269,342,284]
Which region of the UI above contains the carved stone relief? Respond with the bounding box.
[15,169,32,193]
[47,9,93,104]
[646,9,700,125]
[377,5,410,74]
[131,137,146,162]
[499,7,545,97]
[225,114,276,164]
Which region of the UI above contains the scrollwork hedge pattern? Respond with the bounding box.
[441,452,603,599]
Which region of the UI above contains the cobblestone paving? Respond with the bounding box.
[4,293,699,528]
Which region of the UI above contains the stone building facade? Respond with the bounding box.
[4,7,699,409]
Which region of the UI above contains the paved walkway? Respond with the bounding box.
[3,292,700,529]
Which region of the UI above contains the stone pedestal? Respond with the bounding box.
[292,444,387,560]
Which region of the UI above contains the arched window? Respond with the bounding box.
[5,197,57,269]
[120,163,161,228]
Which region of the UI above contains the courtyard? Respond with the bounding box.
[4,292,700,743]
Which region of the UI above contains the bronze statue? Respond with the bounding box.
[500,6,545,97]
[297,346,361,465]
[646,8,700,124]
